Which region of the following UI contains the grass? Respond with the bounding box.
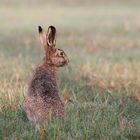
[0,1,140,139]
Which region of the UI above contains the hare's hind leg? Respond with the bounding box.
[36,124,47,140]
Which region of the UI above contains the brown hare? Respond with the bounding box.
[24,25,69,130]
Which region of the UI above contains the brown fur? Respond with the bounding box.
[24,26,69,126]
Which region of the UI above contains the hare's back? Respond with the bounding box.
[25,67,65,123]
[28,67,58,98]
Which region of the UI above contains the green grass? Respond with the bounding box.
[0,1,140,140]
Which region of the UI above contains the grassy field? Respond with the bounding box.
[0,1,140,140]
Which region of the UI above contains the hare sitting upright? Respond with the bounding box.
[24,25,69,128]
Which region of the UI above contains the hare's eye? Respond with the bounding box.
[60,52,64,56]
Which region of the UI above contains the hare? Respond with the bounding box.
[24,25,69,128]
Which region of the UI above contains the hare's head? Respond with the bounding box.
[38,25,69,67]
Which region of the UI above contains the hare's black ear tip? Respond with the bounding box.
[49,25,56,30]
[38,26,42,33]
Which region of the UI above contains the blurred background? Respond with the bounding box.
[0,0,140,139]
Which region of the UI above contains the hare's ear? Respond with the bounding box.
[46,26,56,47]
[38,26,47,47]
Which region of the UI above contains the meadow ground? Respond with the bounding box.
[0,1,140,140]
